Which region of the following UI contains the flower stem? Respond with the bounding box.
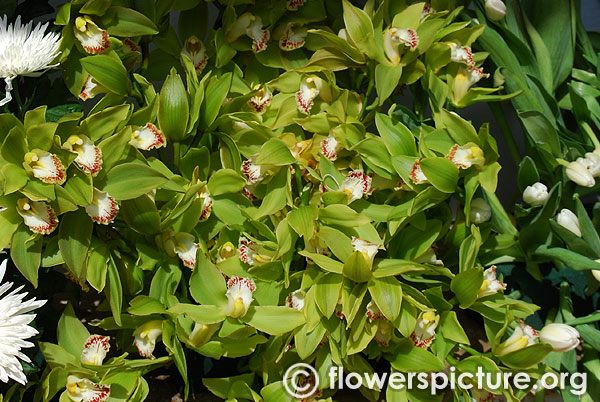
[489,103,522,166]
[173,142,181,169]
[581,121,600,149]
[12,78,24,119]
[358,63,375,121]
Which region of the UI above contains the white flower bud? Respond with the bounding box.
[593,259,600,283]
[469,198,492,224]
[566,161,595,187]
[556,209,582,237]
[485,0,506,21]
[583,152,600,177]
[522,182,549,207]
[539,323,580,352]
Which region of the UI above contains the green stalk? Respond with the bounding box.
[293,163,304,204]
[489,103,522,166]
[358,64,375,121]
[173,142,181,169]
[581,121,600,149]
[12,78,24,119]
[458,344,483,356]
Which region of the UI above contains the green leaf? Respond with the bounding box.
[374,113,417,157]
[518,111,561,157]
[199,73,232,129]
[103,163,168,200]
[319,204,372,227]
[314,273,343,318]
[10,225,42,287]
[533,245,600,271]
[2,164,28,194]
[298,251,344,274]
[1,126,27,165]
[81,54,130,96]
[87,239,109,292]
[80,104,130,142]
[375,64,403,103]
[189,254,228,307]
[0,208,20,251]
[255,168,289,219]
[168,304,226,324]
[58,208,93,280]
[368,276,402,321]
[287,206,318,238]
[419,157,459,193]
[158,68,189,141]
[26,123,57,151]
[241,306,305,336]
[517,156,540,192]
[57,303,90,357]
[121,194,161,234]
[105,256,123,326]
[499,343,553,369]
[100,6,159,36]
[575,198,600,253]
[207,169,245,196]
[255,138,295,166]
[450,268,483,309]
[437,109,480,145]
[63,169,93,206]
[342,251,372,282]
[342,0,374,56]
[390,339,445,372]
[439,311,469,344]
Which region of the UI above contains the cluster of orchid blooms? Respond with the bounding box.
[14,125,162,233]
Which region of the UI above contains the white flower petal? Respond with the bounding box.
[81,335,110,366]
[247,17,269,53]
[286,0,306,10]
[85,188,119,225]
[557,208,582,237]
[181,36,208,75]
[79,75,105,101]
[410,311,439,349]
[173,232,199,269]
[286,289,305,311]
[447,143,484,169]
[225,276,256,318]
[24,150,66,184]
[366,301,386,321]
[0,258,45,385]
[340,169,372,203]
[64,135,103,176]
[320,136,339,161]
[477,266,507,298]
[248,85,272,114]
[66,375,110,402]
[410,159,428,184]
[522,182,548,206]
[73,16,109,54]
[241,159,262,184]
[130,123,166,150]
[352,237,379,259]
[17,198,58,235]
[279,23,307,51]
[133,320,163,359]
[0,16,60,105]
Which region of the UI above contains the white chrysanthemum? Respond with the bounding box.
[0,16,60,106]
[0,259,46,384]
